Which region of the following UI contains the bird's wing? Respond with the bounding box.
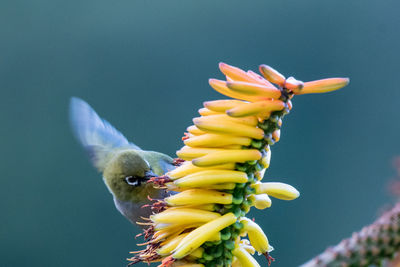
[141,151,176,176]
[69,97,141,171]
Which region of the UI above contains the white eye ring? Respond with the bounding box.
[125,176,141,186]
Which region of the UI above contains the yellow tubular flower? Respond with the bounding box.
[300,78,350,94]
[172,213,237,259]
[226,100,285,118]
[167,162,235,180]
[184,133,252,148]
[187,125,206,135]
[193,117,265,139]
[158,233,190,256]
[198,107,220,116]
[252,182,300,200]
[189,247,205,259]
[173,170,248,188]
[128,62,349,267]
[203,99,246,112]
[165,189,233,206]
[240,217,271,254]
[259,64,286,86]
[226,81,282,99]
[232,247,261,267]
[219,62,261,83]
[192,150,262,167]
[150,208,221,224]
[248,193,272,210]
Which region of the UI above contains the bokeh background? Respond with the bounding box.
[2,0,400,266]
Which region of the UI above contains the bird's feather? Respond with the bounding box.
[69,97,141,171]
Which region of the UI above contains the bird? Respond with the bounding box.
[69,97,175,225]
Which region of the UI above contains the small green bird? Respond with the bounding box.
[69,97,175,225]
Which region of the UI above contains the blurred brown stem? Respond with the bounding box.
[300,203,400,267]
[388,253,400,267]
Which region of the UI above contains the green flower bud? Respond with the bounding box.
[221,231,231,241]
[233,195,244,204]
[235,163,247,172]
[224,249,233,259]
[224,240,235,250]
[233,221,244,230]
[247,160,258,165]
[270,115,279,123]
[251,139,263,149]
[236,182,246,189]
[245,185,255,195]
[203,252,213,261]
[224,258,232,266]
[259,122,269,131]
[255,162,264,171]
[232,205,242,217]
[213,245,224,258]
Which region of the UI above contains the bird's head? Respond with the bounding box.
[102,149,158,203]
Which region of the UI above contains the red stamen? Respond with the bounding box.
[182,132,190,141]
[158,256,175,267]
[264,252,275,266]
[148,175,172,186]
[173,158,185,166]
[128,242,162,265]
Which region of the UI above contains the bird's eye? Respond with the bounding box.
[125,176,141,186]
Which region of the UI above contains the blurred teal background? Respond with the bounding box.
[1,0,400,266]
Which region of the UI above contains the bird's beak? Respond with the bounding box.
[144,170,157,180]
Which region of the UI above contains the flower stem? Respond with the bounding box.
[301,203,400,267]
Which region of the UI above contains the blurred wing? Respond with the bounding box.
[69,97,141,171]
[142,151,175,176]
